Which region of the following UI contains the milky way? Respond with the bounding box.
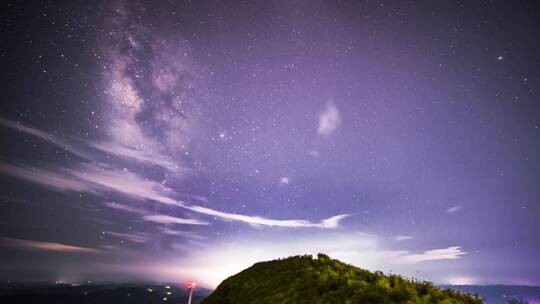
[1,0,540,287]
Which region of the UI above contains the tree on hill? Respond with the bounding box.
[201,253,483,304]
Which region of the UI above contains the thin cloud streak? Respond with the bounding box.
[0,116,350,230]
[446,205,463,213]
[177,201,349,228]
[0,162,348,229]
[0,237,101,253]
[0,117,91,159]
[102,231,150,244]
[395,235,414,241]
[159,227,206,240]
[142,214,210,225]
[103,201,147,215]
[0,163,97,194]
[72,164,179,206]
[0,116,184,172]
[87,140,184,173]
[400,246,466,262]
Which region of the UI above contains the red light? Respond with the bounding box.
[186,281,196,289]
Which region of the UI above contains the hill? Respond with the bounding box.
[202,254,483,304]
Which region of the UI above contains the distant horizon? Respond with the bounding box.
[3,279,540,288]
[1,250,540,289]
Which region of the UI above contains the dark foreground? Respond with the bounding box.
[0,282,538,304]
[442,285,540,304]
[0,282,211,304]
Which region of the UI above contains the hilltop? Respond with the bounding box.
[202,254,483,304]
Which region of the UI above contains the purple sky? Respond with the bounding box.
[1,0,539,287]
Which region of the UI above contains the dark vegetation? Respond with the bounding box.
[202,254,484,304]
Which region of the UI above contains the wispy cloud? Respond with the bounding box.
[0,237,100,253]
[142,214,210,225]
[0,163,97,193]
[159,227,206,240]
[177,201,349,228]
[72,164,179,206]
[318,102,341,136]
[395,235,414,241]
[1,111,349,230]
[102,231,150,244]
[103,201,147,215]
[446,205,463,213]
[0,161,347,229]
[400,246,466,262]
[1,116,185,173]
[87,140,184,173]
[0,117,91,159]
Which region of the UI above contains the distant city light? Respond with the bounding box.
[186,281,196,304]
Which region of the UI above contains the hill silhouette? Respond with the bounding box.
[201,254,483,304]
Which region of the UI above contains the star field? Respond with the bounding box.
[1,0,540,287]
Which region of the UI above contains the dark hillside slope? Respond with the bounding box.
[202,254,483,304]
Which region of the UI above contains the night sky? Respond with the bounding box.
[1,0,539,287]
